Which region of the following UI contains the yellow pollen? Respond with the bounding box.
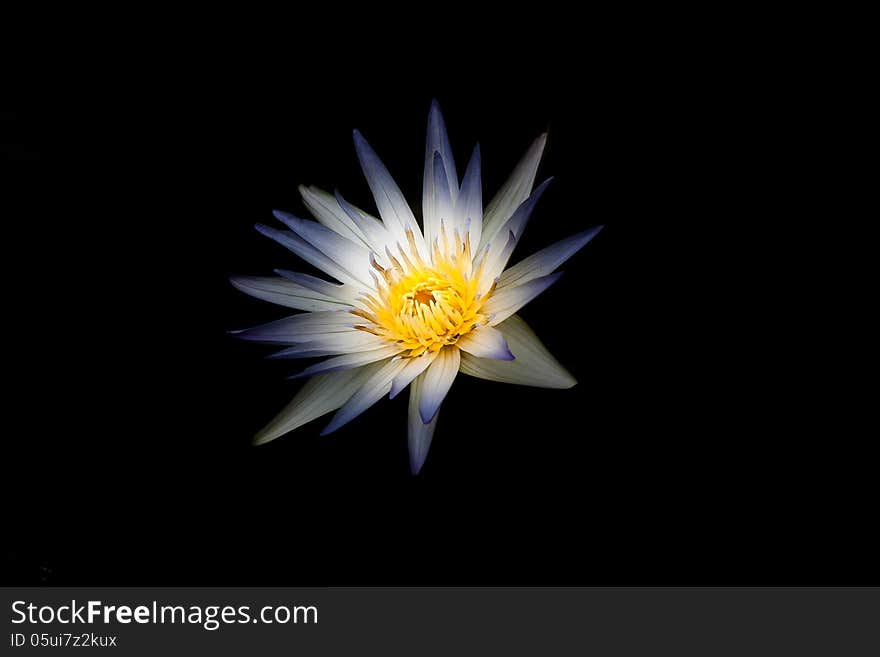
[351,240,489,356]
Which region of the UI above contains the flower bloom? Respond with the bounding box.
[232,101,602,473]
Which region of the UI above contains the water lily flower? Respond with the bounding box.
[232,101,602,473]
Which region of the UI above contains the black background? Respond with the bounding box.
[2,17,870,586]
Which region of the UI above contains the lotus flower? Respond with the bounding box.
[232,101,602,473]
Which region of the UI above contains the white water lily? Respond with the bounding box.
[232,101,602,473]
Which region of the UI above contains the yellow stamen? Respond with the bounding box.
[350,232,490,356]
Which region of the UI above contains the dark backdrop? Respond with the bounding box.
[3,20,870,585]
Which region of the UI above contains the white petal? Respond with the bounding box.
[273,211,373,286]
[275,270,360,304]
[432,151,455,235]
[479,133,546,250]
[334,190,393,254]
[230,276,344,312]
[425,100,459,200]
[483,272,562,326]
[254,363,383,445]
[321,357,409,435]
[291,344,404,379]
[269,329,387,357]
[419,346,460,423]
[408,373,439,475]
[353,129,422,243]
[389,350,438,399]
[499,178,552,242]
[423,100,459,249]
[255,224,365,289]
[299,184,370,247]
[231,310,355,344]
[479,230,516,292]
[498,226,603,289]
[477,179,552,286]
[456,325,514,360]
[458,314,576,388]
[456,144,482,247]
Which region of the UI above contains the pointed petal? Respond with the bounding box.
[480,133,547,249]
[334,189,393,254]
[230,310,355,344]
[459,314,576,388]
[229,276,344,312]
[321,357,409,435]
[389,350,438,399]
[426,100,459,198]
[255,224,365,289]
[499,226,603,289]
[299,184,370,247]
[456,325,515,360]
[268,345,350,359]
[432,151,454,231]
[290,345,403,379]
[254,363,383,445]
[418,346,460,423]
[478,179,552,285]
[456,143,482,246]
[352,129,419,238]
[272,211,373,286]
[274,269,359,303]
[479,230,516,292]
[408,373,439,475]
[423,100,459,248]
[500,177,552,241]
[268,329,387,356]
[483,272,562,326]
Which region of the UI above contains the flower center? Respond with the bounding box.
[351,228,491,357]
[408,285,438,307]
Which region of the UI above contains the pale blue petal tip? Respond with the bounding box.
[534,177,554,194]
[419,405,438,425]
[410,453,428,475]
[319,420,338,437]
[583,225,604,241]
[272,210,303,229]
[469,143,481,169]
